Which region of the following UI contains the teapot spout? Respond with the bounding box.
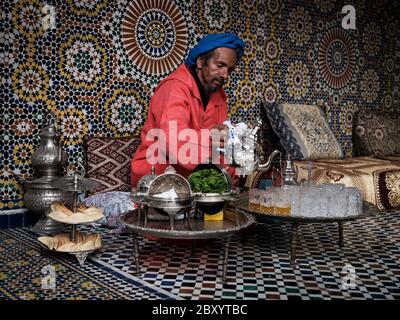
[257,150,281,171]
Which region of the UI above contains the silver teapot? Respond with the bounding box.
[227,120,281,175]
[224,120,298,185]
[31,114,68,175]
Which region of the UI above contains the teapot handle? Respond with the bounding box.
[66,162,86,178]
[257,150,281,171]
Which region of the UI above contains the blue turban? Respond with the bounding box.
[185,33,245,67]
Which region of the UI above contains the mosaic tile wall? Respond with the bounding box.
[1,0,399,211]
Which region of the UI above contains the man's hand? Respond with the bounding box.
[212,123,228,131]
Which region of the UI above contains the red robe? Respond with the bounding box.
[131,64,228,186]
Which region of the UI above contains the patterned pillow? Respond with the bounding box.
[85,136,141,195]
[373,169,400,211]
[263,102,343,160]
[259,106,285,159]
[353,110,400,156]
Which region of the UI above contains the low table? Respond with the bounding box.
[236,193,376,264]
[121,208,255,282]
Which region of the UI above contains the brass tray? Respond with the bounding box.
[121,208,255,239]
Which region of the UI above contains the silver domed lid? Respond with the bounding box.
[148,166,191,197]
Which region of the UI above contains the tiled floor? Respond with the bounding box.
[0,228,178,300]
[1,208,400,300]
[93,212,400,300]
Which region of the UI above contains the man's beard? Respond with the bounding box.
[204,77,224,95]
[204,83,219,94]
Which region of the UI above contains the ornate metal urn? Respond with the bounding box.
[31,119,67,176]
[23,113,73,235]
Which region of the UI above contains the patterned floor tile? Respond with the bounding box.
[0,229,179,300]
[1,208,400,300]
[92,209,400,299]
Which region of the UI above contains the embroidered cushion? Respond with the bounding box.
[85,136,141,195]
[353,110,400,156]
[373,169,400,211]
[263,102,343,160]
[258,106,285,159]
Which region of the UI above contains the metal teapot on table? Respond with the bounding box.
[226,120,282,175]
[225,120,298,186]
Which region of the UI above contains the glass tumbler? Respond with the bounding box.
[249,188,261,211]
[274,187,291,216]
[260,188,276,215]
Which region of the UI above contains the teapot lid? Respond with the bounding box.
[40,124,58,137]
[137,165,157,192]
[39,112,60,137]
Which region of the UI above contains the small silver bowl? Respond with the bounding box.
[145,193,195,216]
[190,164,234,215]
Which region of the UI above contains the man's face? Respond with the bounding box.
[196,47,238,95]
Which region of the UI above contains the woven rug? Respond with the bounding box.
[1,206,400,300]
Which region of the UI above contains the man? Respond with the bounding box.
[131,33,245,186]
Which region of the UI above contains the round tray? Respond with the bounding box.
[237,192,378,223]
[38,242,101,267]
[48,211,104,225]
[51,244,102,253]
[122,209,255,239]
[38,233,102,252]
